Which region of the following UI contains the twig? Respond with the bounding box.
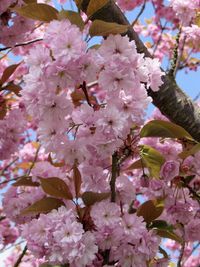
[80,81,92,107]
[0,177,18,185]
[0,240,25,254]
[13,245,27,267]
[110,152,119,202]
[174,34,187,76]
[177,227,185,267]
[152,21,168,55]
[131,0,146,27]
[26,145,40,176]
[168,29,182,77]
[193,91,200,101]
[0,157,19,176]
[183,242,200,265]
[87,80,98,89]
[181,177,200,203]
[0,38,43,52]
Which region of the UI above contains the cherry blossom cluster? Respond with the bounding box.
[23,20,163,171]
[0,109,26,160]
[0,217,19,249]
[0,0,200,266]
[22,206,98,266]
[133,0,200,69]
[169,0,200,26]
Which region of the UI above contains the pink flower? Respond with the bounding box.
[91,200,121,228]
[185,219,200,242]
[160,160,180,181]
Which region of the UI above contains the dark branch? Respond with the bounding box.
[0,38,43,52]
[14,245,28,267]
[131,0,147,27]
[110,152,119,202]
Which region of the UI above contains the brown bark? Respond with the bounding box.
[80,0,200,142]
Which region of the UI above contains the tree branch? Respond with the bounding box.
[0,38,43,52]
[79,0,200,142]
[14,245,27,267]
[183,242,200,265]
[131,0,147,27]
[110,152,119,202]
[177,226,185,267]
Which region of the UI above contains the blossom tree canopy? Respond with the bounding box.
[0,0,200,266]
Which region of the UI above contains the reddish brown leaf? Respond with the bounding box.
[13,176,39,187]
[21,197,64,215]
[82,191,110,206]
[0,63,21,86]
[3,82,22,96]
[39,177,73,200]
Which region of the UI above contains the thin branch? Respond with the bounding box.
[131,0,146,27]
[152,21,168,55]
[0,157,19,176]
[0,177,18,185]
[183,242,200,265]
[0,240,25,254]
[110,152,119,202]
[0,38,43,52]
[87,80,98,89]
[26,145,41,176]
[13,245,27,267]
[174,34,187,76]
[0,145,40,186]
[181,177,200,203]
[80,81,92,107]
[177,227,185,267]
[168,29,181,77]
[193,91,200,101]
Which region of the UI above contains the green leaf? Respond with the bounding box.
[57,10,84,30]
[126,159,146,170]
[184,175,196,184]
[195,12,200,27]
[13,3,58,22]
[137,199,164,224]
[156,229,183,244]
[0,63,21,86]
[179,143,200,159]
[89,20,128,37]
[140,120,193,140]
[39,177,73,200]
[140,145,165,178]
[73,165,82,198]
[13,176,40,187]
[86,0,109,18]
[39,263,62,267]
[21,197,64,215]
[150,220,174,231]
[82,191,110,206]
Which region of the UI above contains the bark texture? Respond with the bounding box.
[80,0,200,142]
